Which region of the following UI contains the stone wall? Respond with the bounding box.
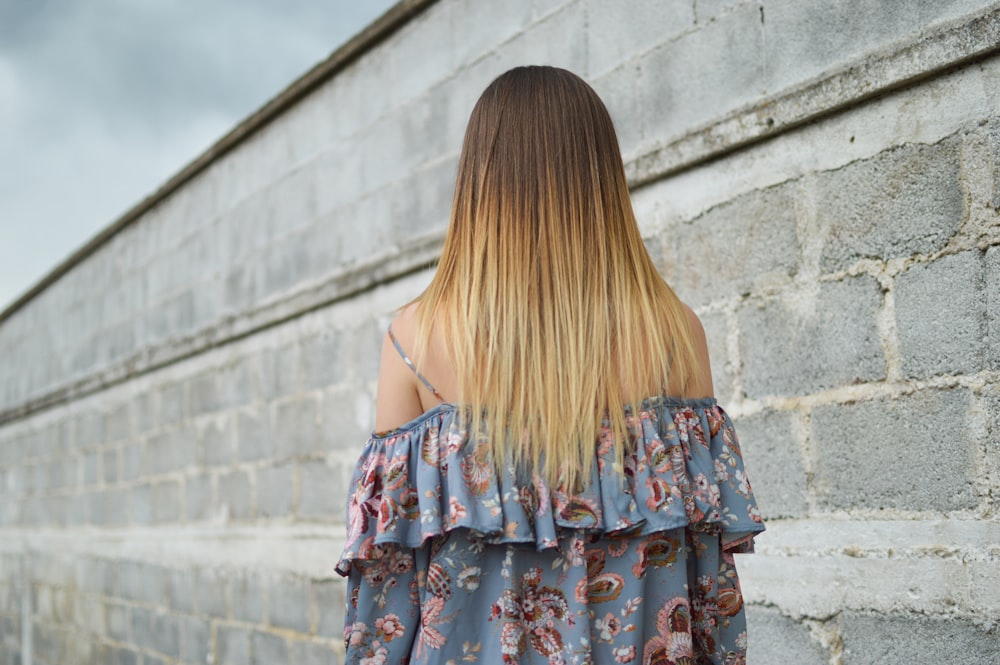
[1,1,998,663]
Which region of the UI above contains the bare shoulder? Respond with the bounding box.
[681,302,715,399]
[373,303,424,432]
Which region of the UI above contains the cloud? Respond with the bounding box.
[0,0,395,312]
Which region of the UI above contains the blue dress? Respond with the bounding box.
[336,330,766,665]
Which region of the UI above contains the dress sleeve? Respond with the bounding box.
[343,544,424,663]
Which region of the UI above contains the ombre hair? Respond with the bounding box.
[411,65,697,490]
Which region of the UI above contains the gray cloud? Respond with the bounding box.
[0,0,395,311]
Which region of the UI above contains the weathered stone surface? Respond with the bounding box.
[841,612,1000,664]
[986,246,1000,370]
[257,463,295,519]
[739,275,886,398]
[217,625,251,665]
[267,574,311,634]
[639,2,765,143]
[666,183,799,307]
[816,137,963,271]
[811,388,978,511]
[273,397,322,459]
[251,631,289,665]
[586,0,694,77]
[745,606,830,665]
[895,250,986,378]
[733,409,808,519]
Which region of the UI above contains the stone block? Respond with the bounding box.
[151,480,181,523]
[393,157,455,239]
[108,647,139,665]
[217,625,251,665]
[590,64,642,160]
[119,561,165,605]
[987,246,1000,370]
[986,390,1000,503]
[267,573,311,634]
[339,320,380,384]
[91,488,128,526]
[78,557,116,597]
[194,568,229,618]
[762,0,989,94]
[251,631,289,665]
[187,371,222,417]
[158,381,186,428]
[122,444,141,482]
[298,461,340,521]
[104,402,132,444]
[666,183,799,307]
[586,0,694,77]
[291,641,342,665]
[639,2,765,143]
[811,388,978,511]
[129,484,151,525]
[257,463,295,519]
[261,345,303,401]
[219,354,262,408]
[452,0,534,66]
[150,610,180,659]
[178,615,210,664]
[321,387,373,453]
[236,408,273,462]
[231,571,266,624]
[492,2,588,77]
[313,579,345,640]
[816,137,963,272]
[745,606,830,665]
[388,2,455,108]
[224,262,256,314]
[128,606,154,652]
[143,431,178,477]
[166,568,195,614]
[106,601,128,641]
[841,612,1000,664]
[694,0,745,23]
[732,410,808,519]
[896,251,986,378]
[81,451,100,486]
[198,416,234,467]
[134,390,158,436]
[75,410,104,450]
[218,470,254,521]
[739,275,886,398]
[101,449,118,484]
[184,472,213,522]
[273,397,322,459]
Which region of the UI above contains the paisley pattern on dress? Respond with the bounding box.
[337,396,765,664]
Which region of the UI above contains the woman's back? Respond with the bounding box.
[335,65,765,665]
[338,323,763,664]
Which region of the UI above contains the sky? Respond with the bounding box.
[0,0,396,314]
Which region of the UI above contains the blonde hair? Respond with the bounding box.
[412,66,696,490]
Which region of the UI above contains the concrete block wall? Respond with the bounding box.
[1,1,999,663]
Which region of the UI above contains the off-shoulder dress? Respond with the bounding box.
[335,327,766,665]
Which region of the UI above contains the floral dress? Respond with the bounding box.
[337,323,764,664]
[335,392,765,665]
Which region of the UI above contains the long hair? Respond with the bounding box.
[412,65,696,490]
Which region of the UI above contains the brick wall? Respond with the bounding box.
[1,1,998,663]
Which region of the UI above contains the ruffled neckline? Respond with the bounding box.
[371,394,721,440]
[337,397,765,576]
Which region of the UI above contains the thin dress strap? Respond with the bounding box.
[387,323,446,403]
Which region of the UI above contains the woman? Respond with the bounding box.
[336,66,765,665]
